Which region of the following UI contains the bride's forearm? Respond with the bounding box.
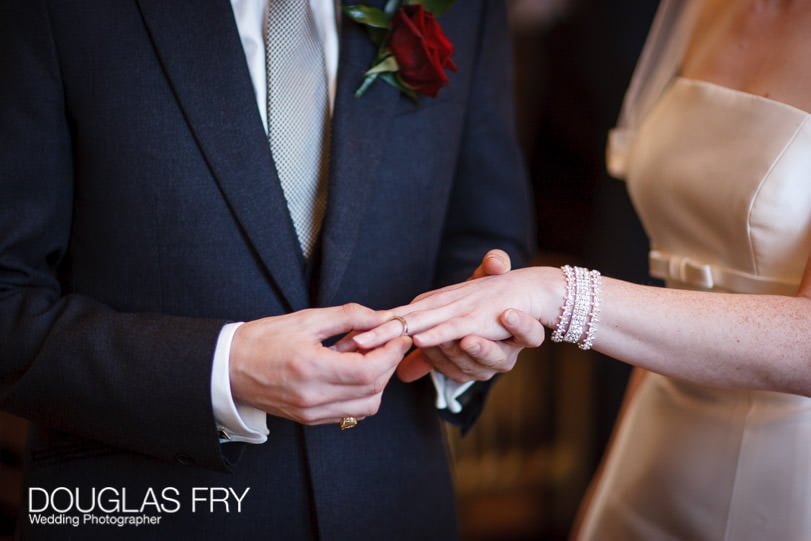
[355,258,811,396]
[583,276,811,395]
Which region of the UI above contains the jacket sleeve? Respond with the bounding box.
[0,0,231,471]
[433,0,536,288]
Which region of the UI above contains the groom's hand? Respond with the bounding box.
[230,304,412,425]
[396,249,544,383]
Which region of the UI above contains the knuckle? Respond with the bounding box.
[446,318,467,334]
[480,356,502,370]
[477,371,497,381]
[365,396,383,417]
[457,362,494,381]
[451,373,473,384]
[496,359,516,374]
[297,410,319,425]
[289,362,314,383]
[459,364,478,377]
[353,365,377,387]
[342,302,365,316]
[288,388,318,409]
[371,376,387,395]
[288,393,309,410]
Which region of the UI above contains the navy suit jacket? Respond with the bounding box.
[0,0,533,539]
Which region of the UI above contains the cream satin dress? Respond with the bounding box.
[576,78,811,540]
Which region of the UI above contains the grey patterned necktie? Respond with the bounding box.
[265,0,330,258]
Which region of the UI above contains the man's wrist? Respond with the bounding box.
[211,322,269,443]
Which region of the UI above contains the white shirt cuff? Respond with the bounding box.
[211,322,269,444]
[431,371,474,414]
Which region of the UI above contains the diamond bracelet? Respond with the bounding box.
[551,265,602,351]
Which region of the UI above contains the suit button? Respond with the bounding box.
[175,454,195,466]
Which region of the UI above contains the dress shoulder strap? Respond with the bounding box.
[607,0,703,178]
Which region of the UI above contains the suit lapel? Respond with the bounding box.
[317,0,400,306]
[137,0,310,312]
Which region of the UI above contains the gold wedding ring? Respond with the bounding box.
[339,417,358,430]
[392,315,409,337]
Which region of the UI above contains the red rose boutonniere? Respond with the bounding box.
[343,0,457,100]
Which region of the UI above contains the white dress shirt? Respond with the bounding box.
[212,0,470,444]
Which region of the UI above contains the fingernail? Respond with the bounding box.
[465,342,481,355]
[503,309,517,326]
[411,334,426,348]
[353,333,372,347]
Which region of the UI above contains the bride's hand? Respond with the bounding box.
[396,307,544,382]
[395,250,547,382]
[397,266,547,345]
[353,259,559,382]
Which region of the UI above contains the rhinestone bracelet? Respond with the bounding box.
[579,269,602,350]
[551,265,576,342]
[564,266,592,343]
[551,265,602,350]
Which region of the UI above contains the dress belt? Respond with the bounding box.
[649,250,799,296]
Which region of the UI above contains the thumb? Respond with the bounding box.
[469,249,512,280]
